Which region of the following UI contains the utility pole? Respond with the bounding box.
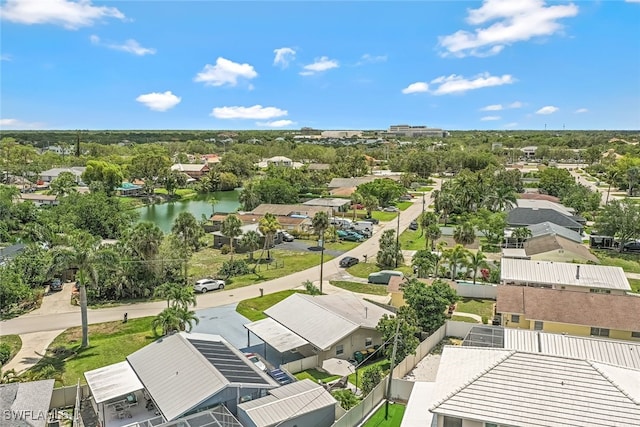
[385,318,401,420]
[395,212,401,268]
[319,234,325,293]
[422,192,426,214]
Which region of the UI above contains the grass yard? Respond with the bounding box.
[324,240,361,252]
[29,317,156,386]
[395,201,413,211]
[0,335,22,366]
[455,298,495,319]
[329,281,390,296]
[294,369,340,384]
[593,250,640,274]
[399,230,427,251]
[451,315,480,323]
[629,279,640,293]
[371,211,399,222]
[295,359,390,390]
[346,263,413,279]
[118,197,146,210]
[362,403,406,427]
[235,289,307,321]
[416,186,433,192]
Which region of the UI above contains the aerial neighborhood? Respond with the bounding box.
[0,127,639,427]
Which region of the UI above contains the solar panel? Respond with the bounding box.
[462,325,505,348]
[188,339,270,385]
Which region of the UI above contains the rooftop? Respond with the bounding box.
[0,379,55,427]
[302,197,351,208]
[170,163,208,172]
[527,221,583,243]
[84,361,144,404]
[250,203,332,217]
[507,207,583,230]
[515,198,575,215]
[523,234,599,263]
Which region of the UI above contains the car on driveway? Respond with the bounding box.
[49,278,63,292]
[364,217,380,225]
[383,206,400,212]
[281,231,295,242]
[244,353,267,371]
[622,241,640,252]
[399,194,413,201]
[194,278,225,293]
[339,256,359,267]
[409,220,419,231]
[343,231,365,242]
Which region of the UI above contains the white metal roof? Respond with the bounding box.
[516,199,575,216]
[84,361,144,404]
[244,318,309,353]
[500,258,630,290]
[401,382,437,427]
[237,379,336,427]
[430,350,640,427]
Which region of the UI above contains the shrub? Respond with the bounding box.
[332,390,359,410]
[0,343,11,365]
[218,259,250,278]
[220,245,231,255]
[481,316,488,325]
[361,365,383,396]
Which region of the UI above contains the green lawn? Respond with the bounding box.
[451,315,480,323]
[455,298,495,319]
[346,263,412,279]
[593,251,640,274]
[329,281,390,296]
[416,186,433,192]
[399,230,427,251]
[629,278,640,293]
[294,369,340,384]
[395,201,412,211]
[362,403,406,427]
[117,197,146,210]
[29,317,156,386]
[235,289,306,321]
[323,240,361,252]
[344,209,398,222]
[0,335,22,366]
[295,358,390,390]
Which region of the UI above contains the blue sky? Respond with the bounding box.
[1,0,639,131]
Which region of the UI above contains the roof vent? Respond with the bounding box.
[576,265,580,280]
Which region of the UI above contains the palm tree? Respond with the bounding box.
[172,212,204,251]
[221,214,243,260]
[210,197,218,215]
[486,186,517,212]
[444,244,469,280]
[154,282,197,309]
[467,250,489,284]
[362,195,379,219]
[511,227,532,249]
[418,211,438,239]
[426,223,442,251]
[152,307,181,336]
[256,213,281,270]
[241,230,261,261]
[123,222,164,260]
[174,306,200,332]
[453,222,476,246]
[239,181,261,211]
[312,211,329,293]
[350,191,364,221]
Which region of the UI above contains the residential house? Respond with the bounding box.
[0,243,26,266]
[403,346,640,427]
[507,207,584,233]
[515,198,575,216]
[115,182,143,197]
[0,379,55,427]
[38,167,86,183]
[306,163,331,171]
[17,193,59,206]
[200,153,221,165]
[329,186,357,197]
[496,285,640,341]
[517,192,561,203]
[212,223,272,250]
[209,213,309,233]
[170,163,210,180]
[302,197,351,213]
[522,234,598,263]
[250,203,332,218]
[500,258,629,294]
[255,156,304,169]
[245,293,393,364]
[527,221,583,243]
[237,379,337,427]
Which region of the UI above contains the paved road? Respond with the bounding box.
[0,181,440,337]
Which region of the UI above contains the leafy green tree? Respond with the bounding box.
[362,194,379,219]
[511,227,532,249]
[254,178,298,204]
[412,250,438,278]
[426,223,442,251]
[48,171,77,197]
[473,210,506,245]
[376,305,420,364]
[595,199,640,250]
[538,167,574,197]
[418,211,438,239]
[376,229,403,268]
[128,148,172,195]
[559,184,601,215]
[10,244,52,288]
[82,160,124,195]
[171,212,204,251]
[162,169,187,196]
[240,230,261,261]
[122,222,164,261]
[357,179,405,207]
[403,279,458,333]
[221,214,243,260]
[360,365,383,396]
[256,213,280,267]
[0,266,32,315]
[453,222,476,246]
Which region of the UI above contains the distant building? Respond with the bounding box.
[386,124,449,138]
[320,130,363,138]
[39,167,86,183]
[170,163,209,180]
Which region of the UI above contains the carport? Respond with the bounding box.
[244,318,311,364]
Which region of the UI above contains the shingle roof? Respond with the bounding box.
[500,258,629,290]
[496,286,640,331]
[523,234,599,262]
[431,349,640,427]
[0,379,54,427]
[527,221,582,243]
[237,379,336,427]
[507,207,583,230]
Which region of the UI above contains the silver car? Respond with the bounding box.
[194,278,225,293]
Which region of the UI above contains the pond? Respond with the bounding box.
[136,190,241,233]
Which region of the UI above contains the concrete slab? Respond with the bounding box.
[3,329,65,373]
[192,303,263,351]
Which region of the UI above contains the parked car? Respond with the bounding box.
[622,241,640,252]
[409,220,419,231]
[383,206,400,212]
[364,217,380,225]
[194,278,225,293]
[244,353,267,371]
[281,232,295,242]
[368,270,404,285]
[337,230,350,238]
[399,194,413,201]
[343,231,365,242]
[339,256,359,267]
[49,278,63,292]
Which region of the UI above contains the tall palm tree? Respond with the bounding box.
[123,222,164,260]
[240,230,261,261]
[312,211,329,293]
[221,214,243,260]
[511,227,532,249]
[453,222,476,246]
[467,251,489,284]
[350,191,364,221]
[256,213,281,270]
[426,223,442,251]
[172,212,204,251]
[210,197,218,216]
[485,186,517,212]
[444,244,469,280]
[152,307,181,336]
[154,282,197,309]
[418,211,438,238]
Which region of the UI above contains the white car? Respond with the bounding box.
[244,353,267,371]
[194,278,225,293]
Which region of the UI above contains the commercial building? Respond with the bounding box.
[386,125,449,138]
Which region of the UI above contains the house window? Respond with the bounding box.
[365,337,373,347]
[590,327,610,337]
[534,321,543,331]
[590,288,611,294]
[511,314,520,323]
[336,344,344,356]
[631,331,640,338]
[443,416,462,427]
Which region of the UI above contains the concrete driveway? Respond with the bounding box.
[191,303,261,351]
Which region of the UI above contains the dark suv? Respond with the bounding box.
[49,278,63,292]
[622,241,640,252]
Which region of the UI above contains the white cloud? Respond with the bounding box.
[0,118,43,129]
[402,82,429,94]
[273,47,296,68]
[211,105,288,120]
[1,54,12,61]
[536,105,559,115]
[438,0,579,57]
[575,108,588,114]
[357,53,387,65]
[625,0,640,3]
[504,122,518,128]
[481,116,501,121]
[430,72,515,95]
[256,120,295,128]
[135,91,181,112]
[0,0,125,29]
[509,101,523,108]
[480,104,503,111]
[90,35,156,56]
[194,57,258,87]
[300,56,339,75]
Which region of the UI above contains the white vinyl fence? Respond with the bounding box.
[280,355,318,374]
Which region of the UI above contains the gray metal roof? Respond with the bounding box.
[516,199,575,216]
[244,318,309,353]
[431,350,640,426]
[264,294,393,351]
[500,258,630,290]
[237,379,336,427]
[84,361,144,403]
[0,379,54,427]
[130,406,242,427]
[507,207,583,230]
[127,333,277,421]
[527,221,582,243]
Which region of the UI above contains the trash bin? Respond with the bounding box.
[353,351,364,364]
